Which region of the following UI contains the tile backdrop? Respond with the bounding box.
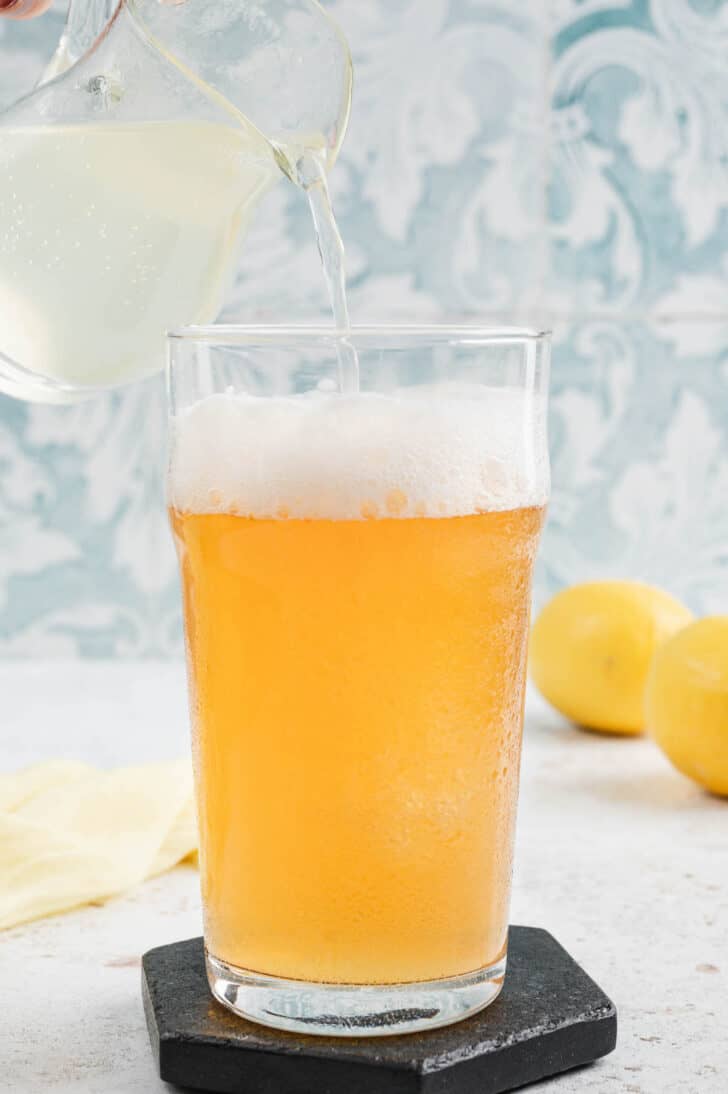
[0,0,726,655]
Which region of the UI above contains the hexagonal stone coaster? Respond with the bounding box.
[142,926,616,1093]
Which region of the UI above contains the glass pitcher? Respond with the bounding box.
[0,0,352,402]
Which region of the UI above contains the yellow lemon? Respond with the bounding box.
[530,581,693,734]
[645,617,728,796]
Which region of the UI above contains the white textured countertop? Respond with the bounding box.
[2,662,726,1093]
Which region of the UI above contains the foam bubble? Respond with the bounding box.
[169,387,548,519]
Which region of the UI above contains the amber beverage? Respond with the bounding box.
[168,326,550,1037]
[172,503,544,983]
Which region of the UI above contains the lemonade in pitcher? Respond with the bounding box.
[0,0,352,400]
[0,120,277,390]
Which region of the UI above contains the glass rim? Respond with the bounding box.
[168,323,551,347]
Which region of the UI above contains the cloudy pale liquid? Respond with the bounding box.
[0,121,277,392]
[171,502,544,984]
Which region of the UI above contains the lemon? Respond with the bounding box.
[645,617,728,796]
[530,581,693,734]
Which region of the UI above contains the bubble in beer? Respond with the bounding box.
[385,489,407,517]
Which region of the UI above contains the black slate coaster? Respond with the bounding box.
[142,927,616,1094]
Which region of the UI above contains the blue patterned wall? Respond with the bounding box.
[0,0,726,655]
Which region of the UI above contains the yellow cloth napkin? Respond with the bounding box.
[0,758,197,930]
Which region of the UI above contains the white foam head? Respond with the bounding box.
[169,386,548,519]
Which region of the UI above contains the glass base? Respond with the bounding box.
[206,950,506,1037]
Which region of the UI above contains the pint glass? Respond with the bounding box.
[168,326,550,1036]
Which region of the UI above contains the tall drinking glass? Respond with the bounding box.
[167,326,550,1036]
